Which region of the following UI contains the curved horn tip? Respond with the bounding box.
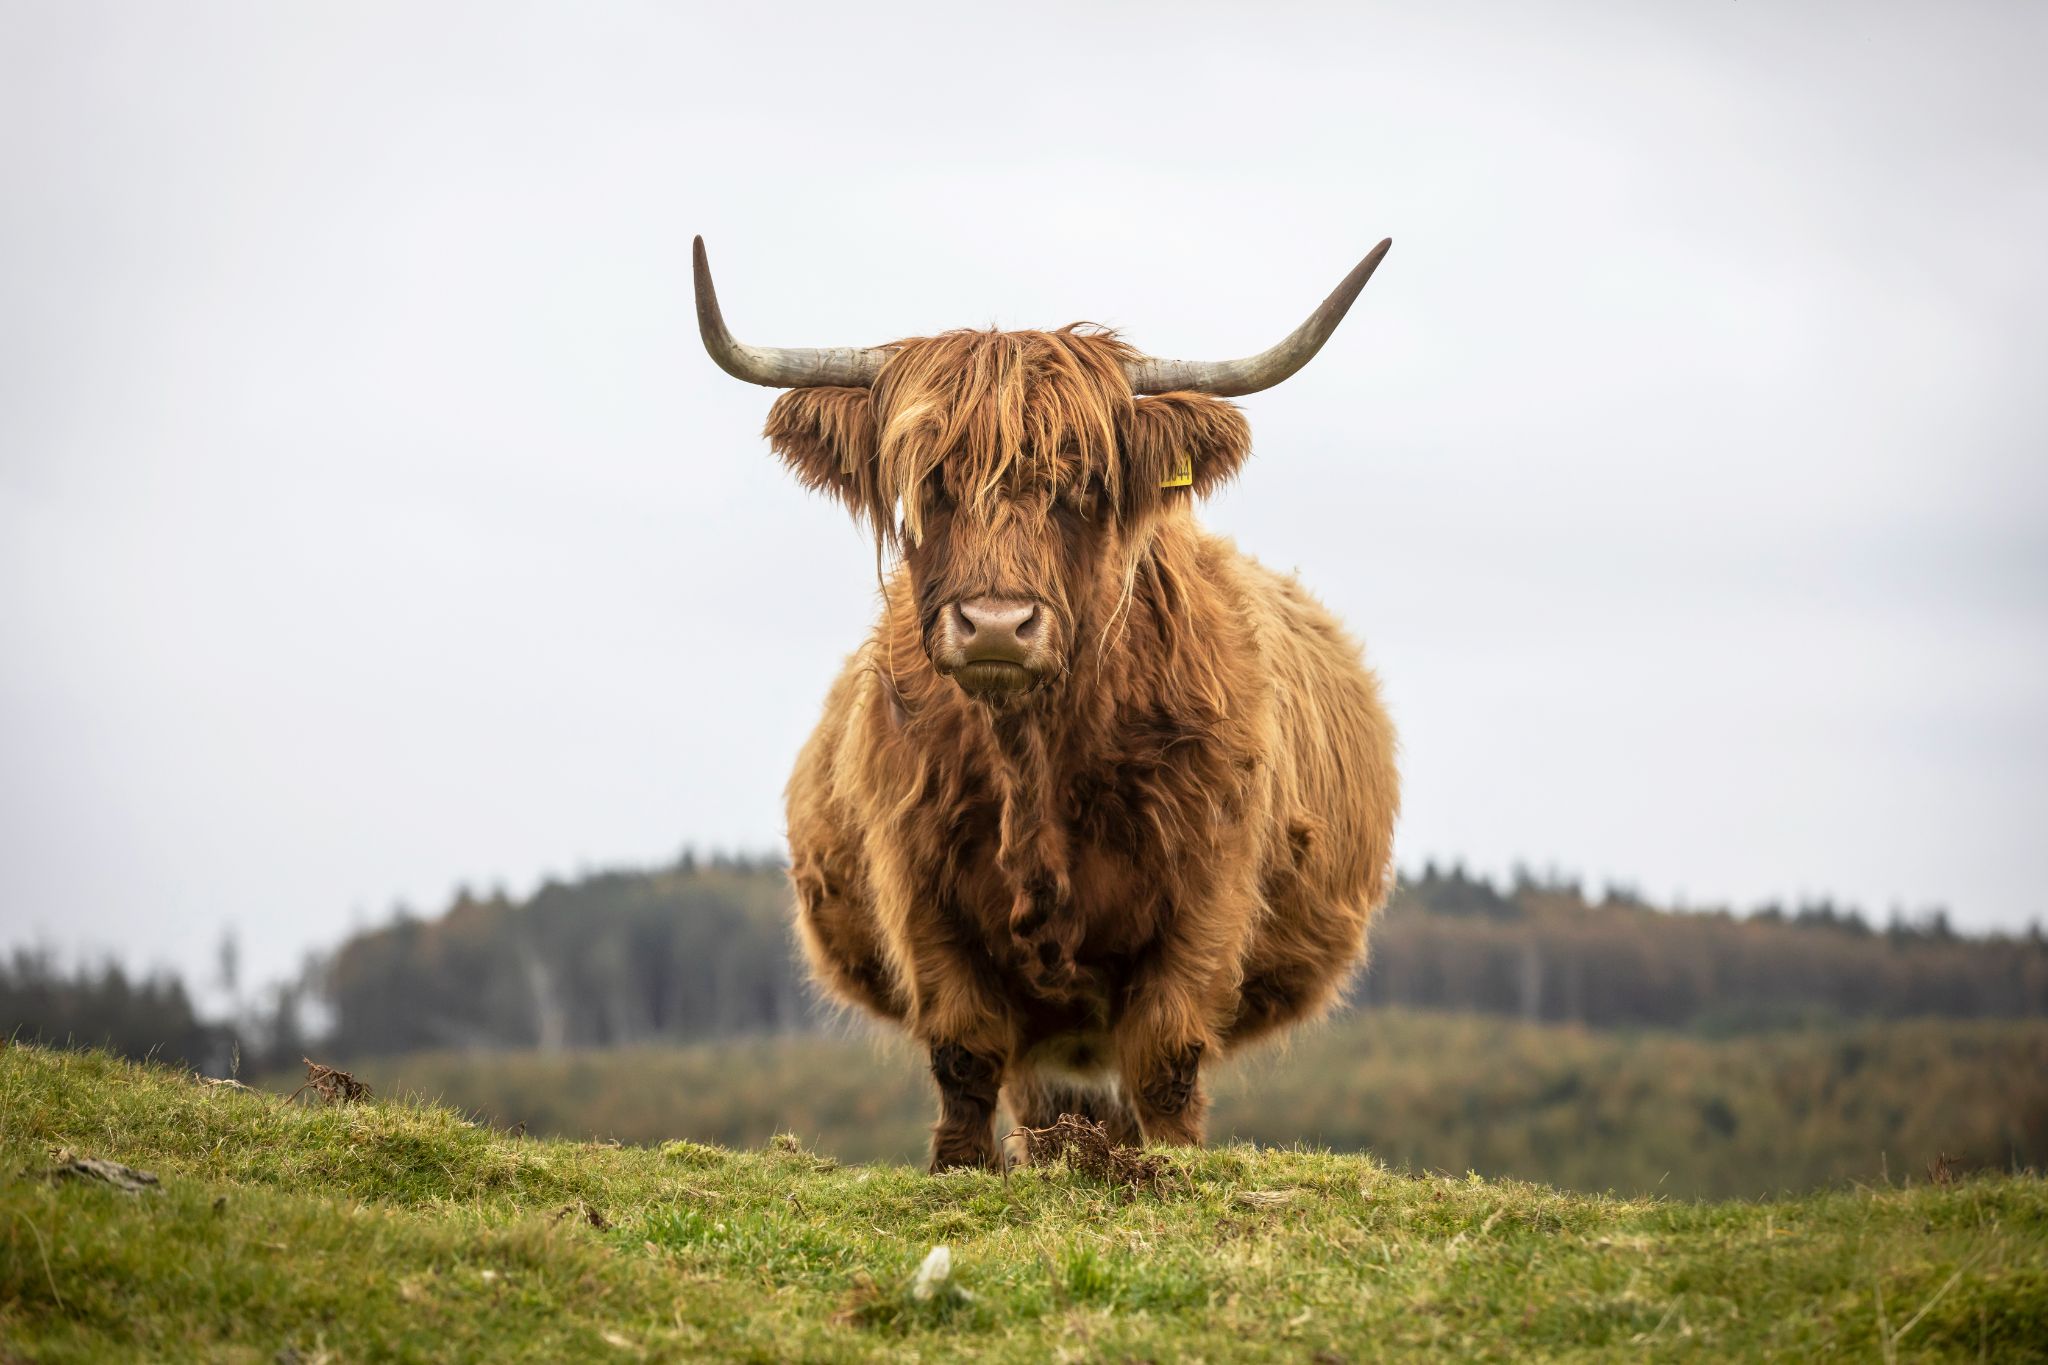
[1123,236,1393,397]
[692,235,713,291]
[1348,238,1393,284]
[689,236,889,389]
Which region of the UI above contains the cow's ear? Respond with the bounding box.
[1123,392,1252,508]
[763,387,882,523]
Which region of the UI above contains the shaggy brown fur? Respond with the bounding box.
[765,327,1398,1170]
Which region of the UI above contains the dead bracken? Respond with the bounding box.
[1006,1114,1178,1195]
[288,1058,371,1106]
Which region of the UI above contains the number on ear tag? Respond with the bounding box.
[1160,451,1194,488]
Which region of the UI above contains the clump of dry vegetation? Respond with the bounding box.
[1007,1114,1178,1195]
[285,1057,370,1106]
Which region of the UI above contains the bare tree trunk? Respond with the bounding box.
[519,944,567,1054]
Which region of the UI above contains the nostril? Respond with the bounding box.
[954,598,1039,657]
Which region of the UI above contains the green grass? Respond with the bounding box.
[281,1012,2048,1199]
[5,1044,2046,1361]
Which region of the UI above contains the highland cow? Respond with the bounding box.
[695,237,1400,1170]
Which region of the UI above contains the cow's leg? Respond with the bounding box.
[901,909,1016,1172]
[1003,1066,1143,1145]
[1120,1035,1209,1146]
[1114,952,1220,1147]
[927,1041,1003,1172]
[908,921,1015,1172]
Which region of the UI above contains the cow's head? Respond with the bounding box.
[694,237,1388,702]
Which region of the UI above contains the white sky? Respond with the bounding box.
[3,1,2045,991]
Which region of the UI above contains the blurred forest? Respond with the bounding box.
[307,857,2048,1053]
[0,948,220,1067]
[8,855,2046,1195]
[8,856,2045,1066]
[320,856,808,1054]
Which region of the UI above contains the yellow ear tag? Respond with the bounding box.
[1160,451,1194,489]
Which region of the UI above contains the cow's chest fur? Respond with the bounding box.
[905,697,1256,1041]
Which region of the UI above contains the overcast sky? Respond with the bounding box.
[3,1,2044,992]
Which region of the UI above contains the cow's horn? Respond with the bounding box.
[1124,239,1392,397]
[693,236,890,388]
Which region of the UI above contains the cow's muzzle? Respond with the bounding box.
[932,597,1053,697]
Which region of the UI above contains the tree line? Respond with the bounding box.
[1,947,225,1069]
[6,854,2044,1069]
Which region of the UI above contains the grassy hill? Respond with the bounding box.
[5,1043,2045,1361]
[280,1012,2048,1201]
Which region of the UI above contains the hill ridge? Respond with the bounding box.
[3,1043,2044,1360]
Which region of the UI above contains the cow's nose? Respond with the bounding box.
[952,597,1040,662]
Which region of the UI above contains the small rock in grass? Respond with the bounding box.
[911,1245,952,1301]
[909,1244,975,1305]
[39,1158,159,1194]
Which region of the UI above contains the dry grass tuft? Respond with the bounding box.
[287,1058,371,1106]
[194,1075,253,1093]
[1007,1114,1178,1194]
[553,1201,610,1230]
